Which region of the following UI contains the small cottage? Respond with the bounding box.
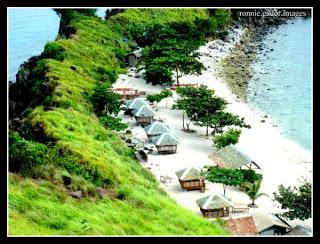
[127,49,143,67]
[151,133,179,154]
[133,106,157,126]
[196,194,235,218]
[225,215,259,236]
[144,122,172,141]
[175,166,205,192]
[251,212,292,236]
[209,145,261,170]
[125,98,149,115]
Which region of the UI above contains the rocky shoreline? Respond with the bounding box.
[216,10,310,102]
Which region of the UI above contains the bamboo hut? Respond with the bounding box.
[196,194,235,218]
[125,98,149,115]
[209,145,261,170]
[175,166,205,192]
[151,133,179,154]
[251,212,292,236]
[144,122,172,141]
[225,216,259,235]
[133,106,157,126]
[127,49,143,67]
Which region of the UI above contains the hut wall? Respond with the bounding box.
[200,208,229,218]
[156,145,177,154]
[128,55,138,67]
[179,179,205,192]
[135,116,153,125]
[260,226,288,236]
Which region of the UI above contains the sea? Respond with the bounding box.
[8,9,312,152]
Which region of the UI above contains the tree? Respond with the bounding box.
[202,167,244,196]
[100,115,128,131]
[159,89,173,108]
[213,128,241,149]
[273,180,311,220]
[173,85,249,136]
[146,89,173,109]
[243,178,268,207]
[90,82,120,116]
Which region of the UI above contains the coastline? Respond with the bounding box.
[113,23,312,229]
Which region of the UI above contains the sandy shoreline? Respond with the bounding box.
[113,26,312,230]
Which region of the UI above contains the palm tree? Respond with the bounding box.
[243,179,268,208]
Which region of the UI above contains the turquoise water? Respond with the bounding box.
[8,8,107,81]
[8,8,60,81]
[247,17,312,151]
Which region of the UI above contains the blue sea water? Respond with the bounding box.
[247,17,312,151]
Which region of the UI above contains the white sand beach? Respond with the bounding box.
[113,26,312,230]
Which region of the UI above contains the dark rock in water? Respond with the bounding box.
[62,175,72,186]
[273,125,278,127]
[260,120,265,123]
[254,92,257,96]
[135,75,140,78]
[97,187,106,198]
[267,88,271,90]
[70,65,77,71]
[70,190,82,199]
[264,115,268,118]
[125,138,132,143]
[270,48,274,51]
[273,40,277,43]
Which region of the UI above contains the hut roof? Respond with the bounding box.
[126,98,149,110]
[133,106,157,117]
[151,133,180,146]
[285,225,311,236]
[225,216,259,235]
[251,212,292,233]
[144,122,171,135]
[196,193,234,210]
[209,145,259,169]
[175,166,202,181]
[131,49,143,58]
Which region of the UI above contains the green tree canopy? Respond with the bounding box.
[273,180,311,220]
[213,128,241,149]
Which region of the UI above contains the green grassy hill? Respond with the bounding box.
[9,9,229,235]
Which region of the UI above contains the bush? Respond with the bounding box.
[100,115,128,131]
[42,42,65,61]
[213,128,241,149]
[240,169,262,183]
[96,66,118,83]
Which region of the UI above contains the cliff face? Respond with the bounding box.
[9,9,229,235]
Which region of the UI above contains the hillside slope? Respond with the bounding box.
[9,9,229,235]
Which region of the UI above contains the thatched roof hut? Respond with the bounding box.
[144,122,171,138]
[225,216,259,235]
[133,106,157,126]
[251,212,292,235]
[285,225,311,236]
[196,193,234,218]
[127,49,143,67]
[151,133,179,154]
[126,98,149,111]
[209,145,261,169]
[176,166,205,192]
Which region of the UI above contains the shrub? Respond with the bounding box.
[100,115,128,131]
[42,42,65,61]
[213,128,241,149]
[96,66,118,83]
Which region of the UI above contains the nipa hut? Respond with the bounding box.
[209,145,261,170]
[144,122,171,141]
[225,215,259,236]
[196,193,234,218]
[151,133,179,154]
[127,49,143,67]
[133,106,157,126]
[251,212,292,236]
[175,166,205,192]
[125,98,149,115]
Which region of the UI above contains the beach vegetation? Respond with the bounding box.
[273,179,311,220]
[146,89,173,108]
[212,128,241,149]
[42,42,65,61]
[243,178,268,207]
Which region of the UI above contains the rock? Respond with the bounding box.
[125,138,132,143]
[125,129,132,134]
[70,190,82,199]
[62,175,72,186]
[97,187,106,198]
[267,88,271,91]
[117,193,126,200]
[273,125,278,127]
[260,120,265,123]
[70,65,77,71]
[263,115,268,118]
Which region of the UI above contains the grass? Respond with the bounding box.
[9,9,230,235]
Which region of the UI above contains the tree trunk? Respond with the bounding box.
[206,125,209,136]
[182,112,185,130]
[223,184,227,196]
[176,69,180,86]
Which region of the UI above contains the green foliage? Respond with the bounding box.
[212,128,241,149]
[243,178,268,206]
[146,94,162,103]
[202,166,244,196]
[241,169,262,184]
[96,66,118,83]
[100,115,128,131]
[273,180,311,220]
[90,82,120,116]
[174,85,249,136]
[42,42,65,61]
[160,89,173,98]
